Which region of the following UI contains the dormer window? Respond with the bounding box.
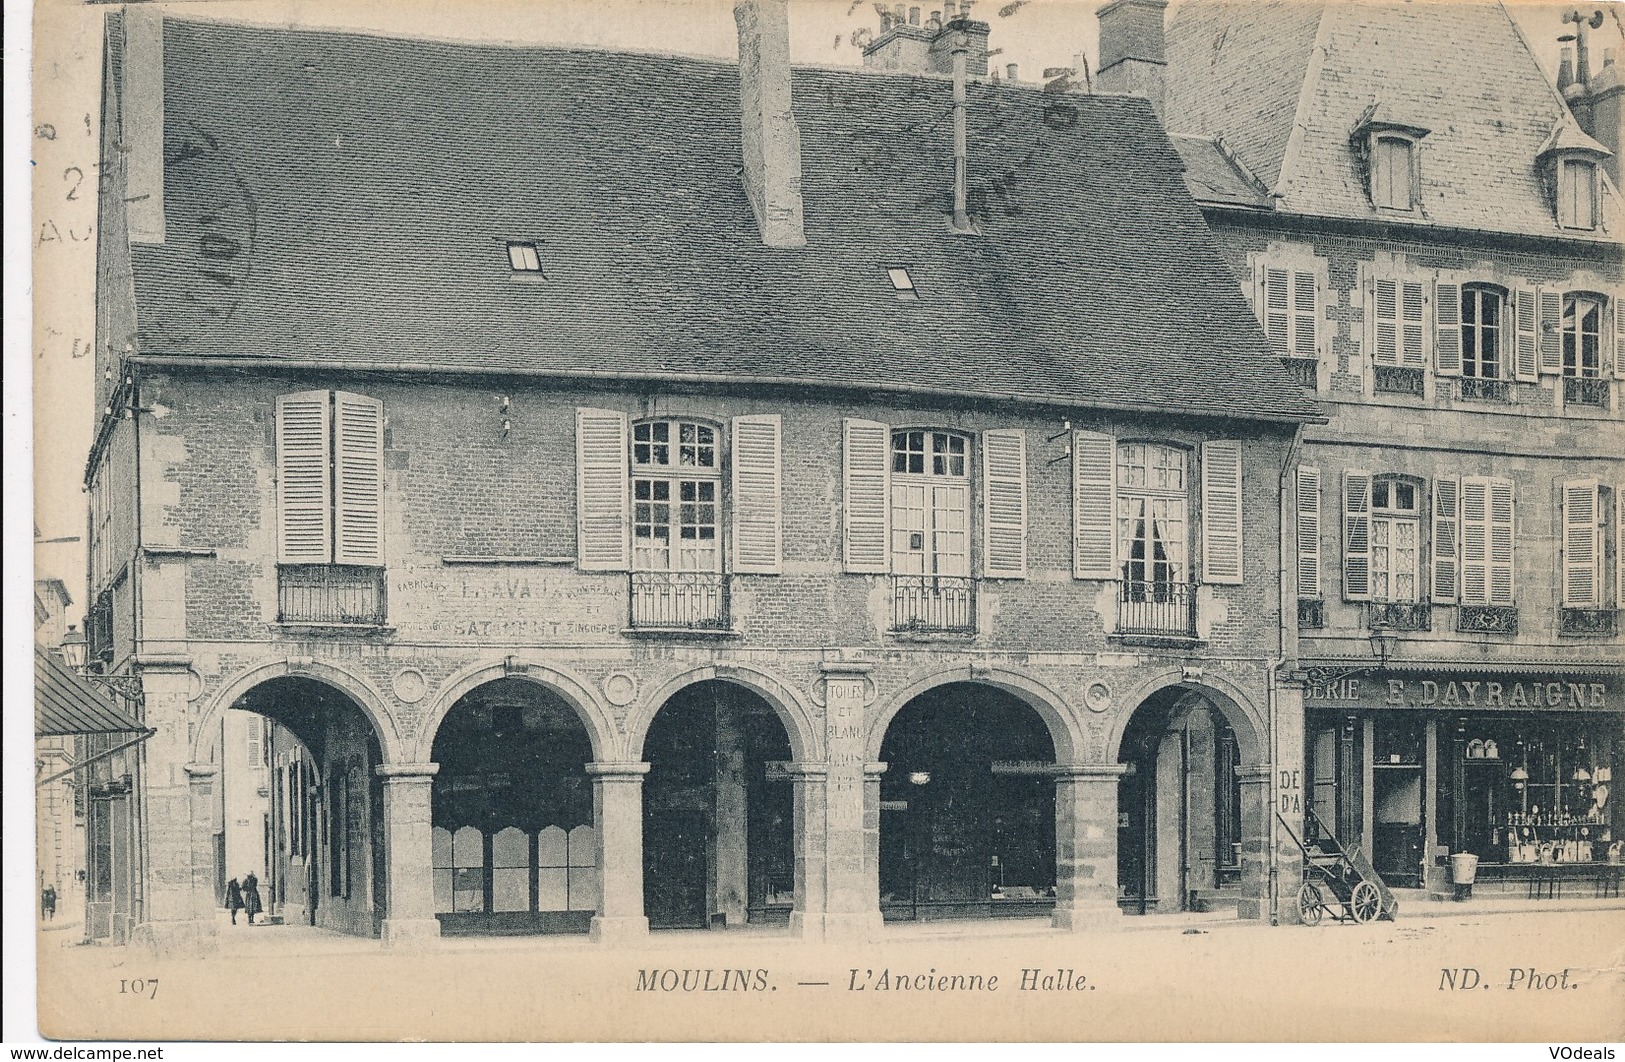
[507,241,543,273]
[1370,135,1417,211]
[1558,157,1599,230]
[1536,117,1612,231]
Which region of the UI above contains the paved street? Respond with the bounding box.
[34,905,1625,1042]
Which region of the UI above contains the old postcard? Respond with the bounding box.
[19,0,1625,1043]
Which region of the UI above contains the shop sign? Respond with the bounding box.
[1303,672,1618,711]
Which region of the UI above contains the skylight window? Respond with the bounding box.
[507,241,543,273]
[886,267,918,300]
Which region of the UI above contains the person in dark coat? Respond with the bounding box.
[241,871,264,926]
[41,885,57,921]
[225,877,245,925]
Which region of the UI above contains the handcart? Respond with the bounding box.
[1280,807,1399,925]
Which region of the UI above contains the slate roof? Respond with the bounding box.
[1164,1,1621,240]
[1170,136,1272,210]
[121,17,1320,424]
[35,648,147,738]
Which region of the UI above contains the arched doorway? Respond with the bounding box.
[1116,687,1247,915]
[428,678,596,935]
[877,682,1057,921]
[218,677,388,937]
[641,681,795,930]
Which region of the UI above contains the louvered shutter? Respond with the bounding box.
[575,408,630,571]
[1072,430,1116,579]
[1295,465,1322,599]
[1401,281,1427,367]
[1342,470,1372,601]
[1539,289,1565,374]
[276,391,333,564]
[1460,478,1489,605]
[1263,268,1290,352]
[1434,281,1462,376]
[1562,479,1601,607]
[1611,294,1624,379]
[1201,440,1244,585]
[1372,278,1399,365]
[1430,476,1460,604]
[1292,271,1318,357]
[1617,488,1623,608]
[333,392,384,566]
[842,419,891,573]
[981,429,1027,579]
[731,415,782,575]
[1487,479,1515,605]
[1514,289,1539,382]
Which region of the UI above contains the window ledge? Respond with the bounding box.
[271,622,396,634]
[1109,633,1206,650]
[620,626,740,639]
[889,629,977,642]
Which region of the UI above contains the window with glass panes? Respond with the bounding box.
[1370,477,1421,603]
[1563,294,1603,378]
[890,430,969,577]
[632,420,720,573]
[1461,285,1505,380]
[1116,443,1189,589]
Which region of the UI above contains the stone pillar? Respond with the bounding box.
[128,656,217,958]
[863,762,887,919]
[184,764,220,919]
[375,762,440,948]
[712,695,749,926]
[588,761,650,943]
[1273,678,1307,924]
[1052,764,1126,932]
[787,763,827,934]
[1237,766,1272,921]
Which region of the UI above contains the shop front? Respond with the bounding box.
[1304,666,1622,897]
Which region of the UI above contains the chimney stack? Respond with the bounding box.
[1558,44,1576,95]
[1095,0,1168,119]
[734,0,805,247]
[952,31,972,232]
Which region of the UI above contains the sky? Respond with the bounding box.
[24,0,1624,610]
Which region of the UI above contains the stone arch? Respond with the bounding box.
[412,658,618,763]
[1105,668,1268,766]
[865,665,1082,764]
[626,663,822,764]
[191,658,405,765]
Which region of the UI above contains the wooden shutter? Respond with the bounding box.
[575,408,630,571]
[1562,478,1601,607]
[731,415,782,575]
[1372,278,1399,365]
[1611,294,1624,379]
[1201,440,1244,585]
[1617,488,1624,609]
[1487,478,1514,605]
[1539,289,1565,374]
[1262,268,1290,352]
[1459,477,1489,605]
[333,392,384,566]
[1072,430,1116,579]
[1430,476,1460,604]
[1400,281,1427,367]
[981,429,1027,579]
[276,391,333,564]
[842,419,890,573]
[1291,271,1318,357]
[1513,289,1539,382]
[1295,465,1322,599]
[1342,470,1372,601]
[1434,280,1462,376]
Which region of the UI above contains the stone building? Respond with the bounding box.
[87,2,1322,953]
[1139,0,1625,898]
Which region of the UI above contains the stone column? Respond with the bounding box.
[1051,764,1126,932]
[184,764,220,919]
[1237,765,1272,921]
[786,763,827,935]
[588,761,650,943]
[1273,677,1307,923]
[712,694,749,926]
[862,762,887,919]
[375,762,440,948]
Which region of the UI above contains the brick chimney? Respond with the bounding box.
[1579,48,1624,186]
[734,0,805,248]
[1096,0,1168,119]
[863,5,989,78]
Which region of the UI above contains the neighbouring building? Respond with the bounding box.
[88,2,1324,954]
[1142,0,1625,899]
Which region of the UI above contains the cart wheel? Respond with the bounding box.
[1350,880,1381,923]
[1298,882,1324,926]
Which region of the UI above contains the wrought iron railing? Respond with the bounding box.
[1564,377,1610,408]
[1297,598,1326,629]
[1559,608,1618,637]
[278,565,387,625]
[890,575,975,633]
[1459,378,1511,403]
[1457,604,1518,635]
[1117,579,1198,638]
[1279,357,1318,389]
[629,570,729,630]
[1369,601,1431,632]
[1374,365,1425,396]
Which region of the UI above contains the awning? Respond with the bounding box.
[34,647,147,736]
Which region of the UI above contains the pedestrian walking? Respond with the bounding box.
[41,884,57,921]
[225,877,245,925]
[242,871,264,926]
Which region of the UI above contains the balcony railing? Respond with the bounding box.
[1297,598,1326,629]
[891,575,975,633]
[629,570,729,630]
[1564,377,1610,409]
[1459,378,1511,403]
[1559,608,1618,637]
[1117,579,1198,638]
[1457,605,1518,635]
[277,565,387,625]
[1374,365,1425,396]
[1279,356,1318,389]
[1369,601,1431,632]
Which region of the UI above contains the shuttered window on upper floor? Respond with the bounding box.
[275,391,384,566]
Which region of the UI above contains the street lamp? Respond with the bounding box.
[1368,621,1398,669]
